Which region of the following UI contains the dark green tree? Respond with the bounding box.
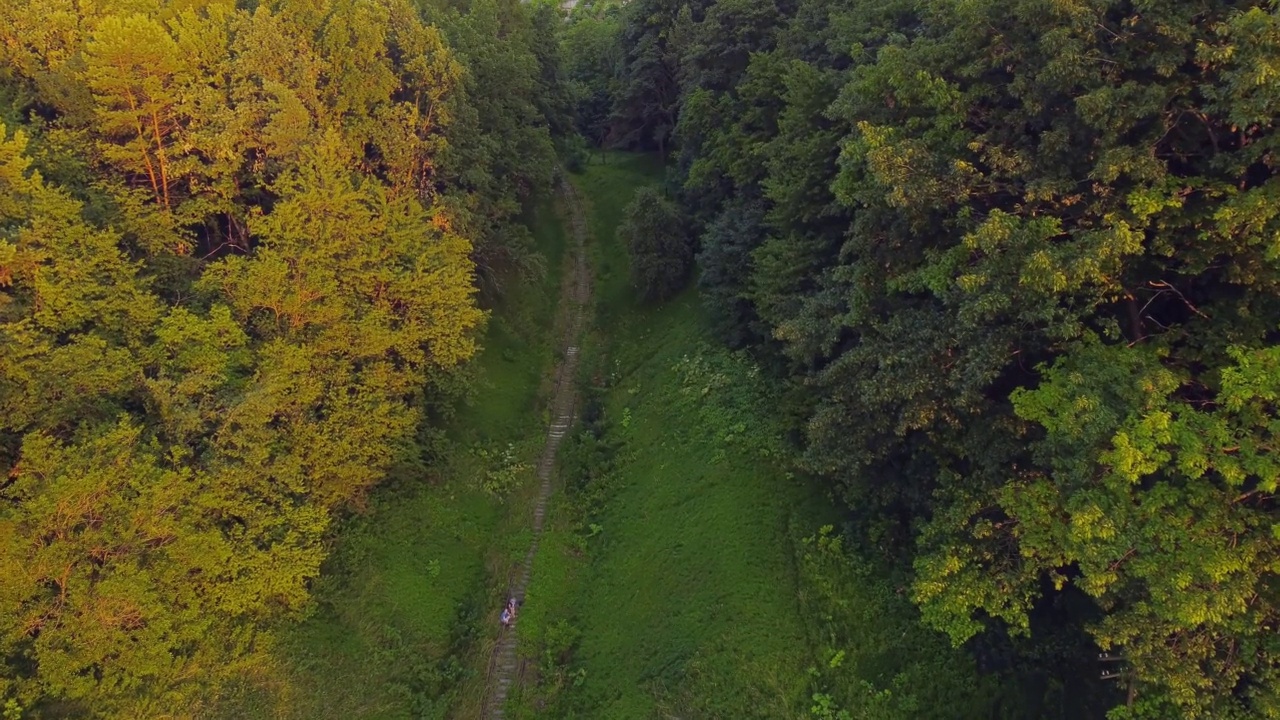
[610,0,689,155]
[593,0,1280,714]
[618,186,693,301]
[697,196,767,346]
[563,0,624,148]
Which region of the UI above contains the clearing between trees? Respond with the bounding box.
[481,175,594,718]
[495,154,1025,719]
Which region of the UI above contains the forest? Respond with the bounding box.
[1,0,1279,718]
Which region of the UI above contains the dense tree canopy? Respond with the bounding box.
[589,0,1280,716]
[5,0,1280,715]
[0,0,569,715]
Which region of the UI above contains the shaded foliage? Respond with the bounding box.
[617,186,692,302]
[588,0,1280,716]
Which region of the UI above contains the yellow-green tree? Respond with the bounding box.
[0,0,559,711]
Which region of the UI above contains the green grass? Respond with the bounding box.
[512,154,817,718]
[574,153,665,326]
[457,207,568,443]
[513,152,1020,720]
[538,153,813,718]
[214,192,572,719]
[564,301,816,718]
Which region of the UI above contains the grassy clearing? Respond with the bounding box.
[564,300,816,718]
[513,153,1020,720]
[214,192,571,719]
[513,151,818,716]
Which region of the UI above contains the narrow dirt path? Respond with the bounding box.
[481,175,591,720]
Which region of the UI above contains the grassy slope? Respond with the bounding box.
[515,154,816,718]
[517,153,1019,720]
[568,157,814,718]
[223,193,571,719]
[568,300,815,718]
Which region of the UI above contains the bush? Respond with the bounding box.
[616,186,692,301]
[558,133,590,174]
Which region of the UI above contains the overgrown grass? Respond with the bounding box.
[514,153,817,717]
[513,153,1021,719]
[565,305,816,718]
[213,192,571,719]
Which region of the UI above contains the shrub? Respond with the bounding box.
[617,186,692,301]
[559,133,590,174]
